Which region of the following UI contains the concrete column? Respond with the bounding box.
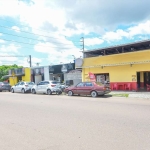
[44,66,49,81]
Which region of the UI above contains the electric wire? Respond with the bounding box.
[0,37,80,49]
[0,18,81,42]
[0,24,81,43]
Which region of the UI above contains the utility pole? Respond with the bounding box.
[80,37,84,58]
[29,55,32,67]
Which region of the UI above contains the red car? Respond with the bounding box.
[64,82,111,97]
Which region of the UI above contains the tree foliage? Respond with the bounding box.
[0,64,23,81]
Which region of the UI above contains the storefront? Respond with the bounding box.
[4,68,31,86]
[82,40,150,91]
[49,63,75,84]
[31,67,44,84]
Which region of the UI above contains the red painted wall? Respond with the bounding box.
[110,82,137,91]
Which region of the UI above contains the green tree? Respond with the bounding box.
[0,64,23,81]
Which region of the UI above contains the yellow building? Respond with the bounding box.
[82,40,150,91]
[6,68,31,86]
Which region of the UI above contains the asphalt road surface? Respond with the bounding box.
[0,92,150,150]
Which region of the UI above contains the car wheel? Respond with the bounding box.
[21,88,25,94]
[68,90,73,96]
[11,88,14,93]
[0,90,2,92]
[91,91,97,98]
[32,89,36,94]
[47,89,52,95]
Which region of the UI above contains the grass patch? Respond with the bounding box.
[111,93,129,97]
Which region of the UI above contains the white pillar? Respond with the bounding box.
[44,66,49,81]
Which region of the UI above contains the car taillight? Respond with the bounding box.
[51,85,55,87]
[103,87,106,90]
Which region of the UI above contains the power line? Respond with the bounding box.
[0,24,80,43]
[0,55,28,57]
[0,31,78,46]
[0,18,81,43]
[0,37,79,49]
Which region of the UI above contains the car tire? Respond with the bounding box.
[11,88,14,93]
[0,90,2,92]
[32,89,36,94]
[68,90,73,96]
[47,89,52,95]
[91,91,97,98]
[21,88,25,94]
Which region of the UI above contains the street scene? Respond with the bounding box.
[0,92,150,150]
[1,0,150,150]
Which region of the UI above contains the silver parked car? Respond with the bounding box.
[11,81,35,93]
[31,80,60,95]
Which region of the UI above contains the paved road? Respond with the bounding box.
[0,92,150,150]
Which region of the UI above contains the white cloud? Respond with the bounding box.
[34,41,82,64]
[101,20,150,42]
[0,44,19,53]
[0,53,18,64]
[0,39,5,43]
[84,38,104,46]
[127,20,150,37]
[11,26,20,32]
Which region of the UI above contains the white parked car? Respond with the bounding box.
[31,80,60,95]
[11,81,35,93]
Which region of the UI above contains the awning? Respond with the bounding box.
[2,74,25,79]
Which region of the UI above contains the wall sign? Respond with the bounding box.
[75,58,83,68]
[61,64,67,73]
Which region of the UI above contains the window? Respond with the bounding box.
[51,81,59,84]
[76,82,85,87]
[43,81,49,85]
[38,82,43,85]
[20,82,25,85]
[85,82,93,87]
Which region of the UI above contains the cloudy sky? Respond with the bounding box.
[0,0,150,67]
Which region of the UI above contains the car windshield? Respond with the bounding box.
[51,81,60,84]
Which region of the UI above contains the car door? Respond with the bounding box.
[84,82,94,95]
[14,82,20,92]
[18,82,25,92]
[75,82,85,95]
[36,81,44,93]
[43,81,49,93]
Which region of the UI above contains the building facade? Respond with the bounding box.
[82,40,150,91]
[6,68,31,86]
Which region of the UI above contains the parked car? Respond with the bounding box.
[52,84,63,95]
[59,83,68,92]
[11,81,35,93]
[0,82,11,92]
[31,80,60,95]
[64,81,111,97]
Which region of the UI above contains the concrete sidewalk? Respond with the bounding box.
[110,91,150,99]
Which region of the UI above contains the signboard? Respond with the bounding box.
[132,75,136,81]
[61,64,68,73]
[88,72,96,82]
[66,70,82,80]
[75,58,83,68]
